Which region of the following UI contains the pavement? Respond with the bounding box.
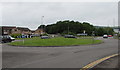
[1,37,118,68]
[94,55,118,68]
[92,55,119,70]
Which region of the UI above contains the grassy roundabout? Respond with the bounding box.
[9,37,102,47]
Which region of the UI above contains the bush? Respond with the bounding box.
[41,33,48,36]
[118,34,120,37]
[10,33,22,38]
[68,32,76,35]
[61,32,76,36]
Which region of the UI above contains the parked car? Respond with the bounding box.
[64,35,76,38]
[0,35,15,43]
[9,36,15,41]
[108,35,112,37]
[41,36,49,39]
[103,35,108,38]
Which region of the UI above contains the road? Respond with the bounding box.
[2,37,118,68]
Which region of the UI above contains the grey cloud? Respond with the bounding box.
[1,2,118,30]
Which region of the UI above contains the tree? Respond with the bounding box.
[38,25,46,32]
[82,22,94,35]
[104,27,114,35]
[98,28,105,36]
[39,20,95,35]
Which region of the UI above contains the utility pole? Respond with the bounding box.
[41,16,44,24]
[67,22,69,35]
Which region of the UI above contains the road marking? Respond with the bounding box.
[80,54,118,70]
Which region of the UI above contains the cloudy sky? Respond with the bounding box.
[1,1,118,30]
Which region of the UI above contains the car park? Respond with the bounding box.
[64,35,76,38]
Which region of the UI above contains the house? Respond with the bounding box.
[35,28,45,35]
[31,30,36,34]
[12,27,31,35]
[0,26,32,35]
[1,26,46,36]
[0,26,16,35]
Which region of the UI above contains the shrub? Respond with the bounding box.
[10,33,22,38]
[41,33,48,36]
[61,32,76,36]
[68,32,76,35]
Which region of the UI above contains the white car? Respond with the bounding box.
[0,35,15,43]
[103,35,108,38]
[8,36,15,41]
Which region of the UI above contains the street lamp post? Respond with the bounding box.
[66,22,69,35]
[92,31,95,44]
[68,25,69,34]
[41,16,44,34]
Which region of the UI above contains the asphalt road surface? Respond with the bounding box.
[2,37,118,68]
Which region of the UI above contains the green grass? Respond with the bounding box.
[9,37,102,47]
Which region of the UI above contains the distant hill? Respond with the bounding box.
[94,26,108,28]
[95,26,120,29]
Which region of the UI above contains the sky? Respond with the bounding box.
[0,0,119,30]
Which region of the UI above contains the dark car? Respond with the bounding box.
[41,36,49,39]
[0,35,15,43]
[64,35,76,38]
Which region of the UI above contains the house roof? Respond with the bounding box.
[1,26,16,29]
[0,26,31,31]
[31,30,35,32]
[17,27,30,31]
